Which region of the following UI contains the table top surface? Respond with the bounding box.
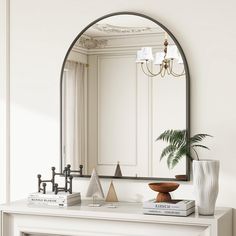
[0,199,232,226]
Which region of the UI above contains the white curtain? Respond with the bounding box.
[62,61,87,170]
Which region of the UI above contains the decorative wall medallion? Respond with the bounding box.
[92,23,154,34]
[78,36,107,49]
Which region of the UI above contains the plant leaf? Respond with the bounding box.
[190,134,212,145]
[160,145,177,161]
[192,144,210,150]
[167,152,175,169]
[156,129,186,148]
[169,146,186,169]
[170,157,180,169]
[156,129,212,168]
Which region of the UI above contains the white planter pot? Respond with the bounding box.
[193,160,220,215]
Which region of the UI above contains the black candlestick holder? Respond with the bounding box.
[66,164,83,177]
[37,165,74,195]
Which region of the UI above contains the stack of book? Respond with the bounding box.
[143,199,195,216]
[28,192,81,207]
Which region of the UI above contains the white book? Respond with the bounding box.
[28,192,80,200]
[28,196,81,204]
[143,199,195,211]
[143,206,195,217]
[28,196,81,207]
[28,192,81,207]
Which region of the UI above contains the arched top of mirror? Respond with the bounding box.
[60,12,190,181]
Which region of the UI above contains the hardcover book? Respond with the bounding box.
[28,192,81,207]
[29,192,80,199]
[143,206,195,217]
[143,199,195,211]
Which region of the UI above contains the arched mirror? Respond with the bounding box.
[60,12,190,181]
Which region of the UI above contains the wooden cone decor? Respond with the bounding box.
[106,181,118,202]
[114,161,122,177]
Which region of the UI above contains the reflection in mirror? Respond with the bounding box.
[61,13,189,180]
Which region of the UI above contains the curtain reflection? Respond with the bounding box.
[62,61,87,170]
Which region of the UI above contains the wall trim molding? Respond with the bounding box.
[0,0,10,203]
[72,44,164,56]
[97,54,138,167]
[72,32,169,55]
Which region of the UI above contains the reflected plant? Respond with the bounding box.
[156,129,212,169]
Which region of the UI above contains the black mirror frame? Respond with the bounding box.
[59,11,190,181]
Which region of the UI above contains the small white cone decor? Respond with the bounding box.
[193,160,220,215]
[105,181,118,202]
[114,161,122,177]
[86,168,104,207]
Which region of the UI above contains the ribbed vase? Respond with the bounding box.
[193,160,220,215]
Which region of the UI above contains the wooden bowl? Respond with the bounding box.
[148,182,179,202]
[175,175,187,181]
[149,182,179,193]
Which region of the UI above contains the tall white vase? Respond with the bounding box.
[193,160,220,215]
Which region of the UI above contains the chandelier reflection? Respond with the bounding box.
[136,34,185,78]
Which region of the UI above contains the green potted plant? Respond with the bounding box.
[156,129,219,216]
[156,129,212,169]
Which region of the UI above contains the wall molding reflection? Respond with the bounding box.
[78,36,108,49]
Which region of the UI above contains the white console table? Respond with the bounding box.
[0,200,232,236]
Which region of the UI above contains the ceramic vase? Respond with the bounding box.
[193,160,220,215]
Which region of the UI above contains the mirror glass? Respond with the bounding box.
[60,13,189,180]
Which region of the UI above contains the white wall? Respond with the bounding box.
[2,0,236,233]
[0,0,9,204]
